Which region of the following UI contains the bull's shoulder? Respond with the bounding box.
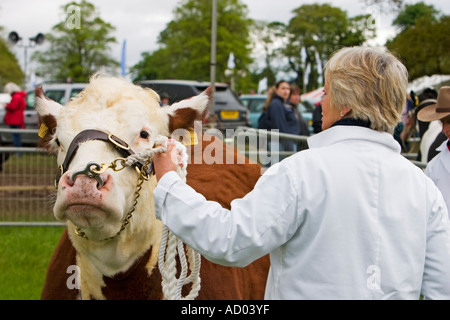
[41,228,78,300]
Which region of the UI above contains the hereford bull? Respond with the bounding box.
[37,74,270,300]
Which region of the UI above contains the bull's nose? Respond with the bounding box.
[60,170,109,190]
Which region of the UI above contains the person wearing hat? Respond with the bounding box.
[418,86,450,215]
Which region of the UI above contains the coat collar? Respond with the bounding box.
[435,139,450,174]
[436,139,449,153]
[307,125,401,153]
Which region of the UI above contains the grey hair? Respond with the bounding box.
[324,46,408,133]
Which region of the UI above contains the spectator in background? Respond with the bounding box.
[415,88,446,163]
[417,86,450,214]
[160,92,170,106]
[416,88,438,139]
[312,102,323,134]
[288,84,309,136]
[288,84,309,151]
[401,87,440,161]
[257,80,300,152]
[399,92,417,152]
[4,82,27,148]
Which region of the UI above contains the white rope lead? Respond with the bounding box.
[158,225,201,300]
[124,135,201,300]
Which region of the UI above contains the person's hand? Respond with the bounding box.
[153,139,185,181]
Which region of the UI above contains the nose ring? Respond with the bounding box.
[71,162,105,187]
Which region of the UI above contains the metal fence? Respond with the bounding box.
[228,127,426,169]
[0,129,63,226]
[0,127,425,225]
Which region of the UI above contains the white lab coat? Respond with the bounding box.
[154,125,450,300]
[425,139,450,216]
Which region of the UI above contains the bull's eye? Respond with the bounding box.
[139,131,149,139]
[55,138,61,146]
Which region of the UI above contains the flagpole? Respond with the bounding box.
[121,39,126,77]
[209,0,217,116]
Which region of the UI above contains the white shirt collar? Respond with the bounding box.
[307,125,401,153]
[436,139,449,152]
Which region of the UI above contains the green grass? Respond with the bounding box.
[0,226,65,300]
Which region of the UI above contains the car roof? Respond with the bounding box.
[137,79,229,88]
[39,83,88,89]
[239,94,267,99]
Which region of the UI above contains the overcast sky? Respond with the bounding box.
[1,0,449,78]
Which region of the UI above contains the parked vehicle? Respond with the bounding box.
[239,94,315,135]
[0,83,88,145]
[136,79,249,131]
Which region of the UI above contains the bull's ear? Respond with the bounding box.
[34,87,62,153]
[165,86,212,133]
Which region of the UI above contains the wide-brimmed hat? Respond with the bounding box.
[417,86,450,122]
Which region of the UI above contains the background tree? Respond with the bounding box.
[286,4,375,91]
[0,26,24,90]
[249,20,286,90]
[132,0,254,93]
[392,1,439,31]
[360,0,404,12]
[32,0,118,82]
[387,4,449,80]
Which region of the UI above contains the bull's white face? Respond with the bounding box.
[35,75,210,242]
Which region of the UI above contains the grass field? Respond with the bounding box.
[0,226,65,300]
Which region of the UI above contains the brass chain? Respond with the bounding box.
[74,160,151,241]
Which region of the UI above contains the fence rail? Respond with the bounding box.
[0,127,426,225]
[0,128,62,226]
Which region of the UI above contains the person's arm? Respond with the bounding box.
[152,142,301,267]
[5,95,19,111]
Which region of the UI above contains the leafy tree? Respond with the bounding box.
[132,0,254,93]
[286,4,375,91]
[0,26,24,89]
[0,39,25,90]
[32,0,118,82]
[392,2,439,31]
[249,20,286,88]
[360,0,404,12]
[387,15,450,80]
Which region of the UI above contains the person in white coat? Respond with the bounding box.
[418,86,450,216]
[152,46,450,300]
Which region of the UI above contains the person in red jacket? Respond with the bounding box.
[4,82,27,148]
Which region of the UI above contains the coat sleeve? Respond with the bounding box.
[5,95,20,111]
[268,101,289,133]
[421,184,450,299]
[153,166,301,268]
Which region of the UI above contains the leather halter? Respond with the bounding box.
[55,129,150,186]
